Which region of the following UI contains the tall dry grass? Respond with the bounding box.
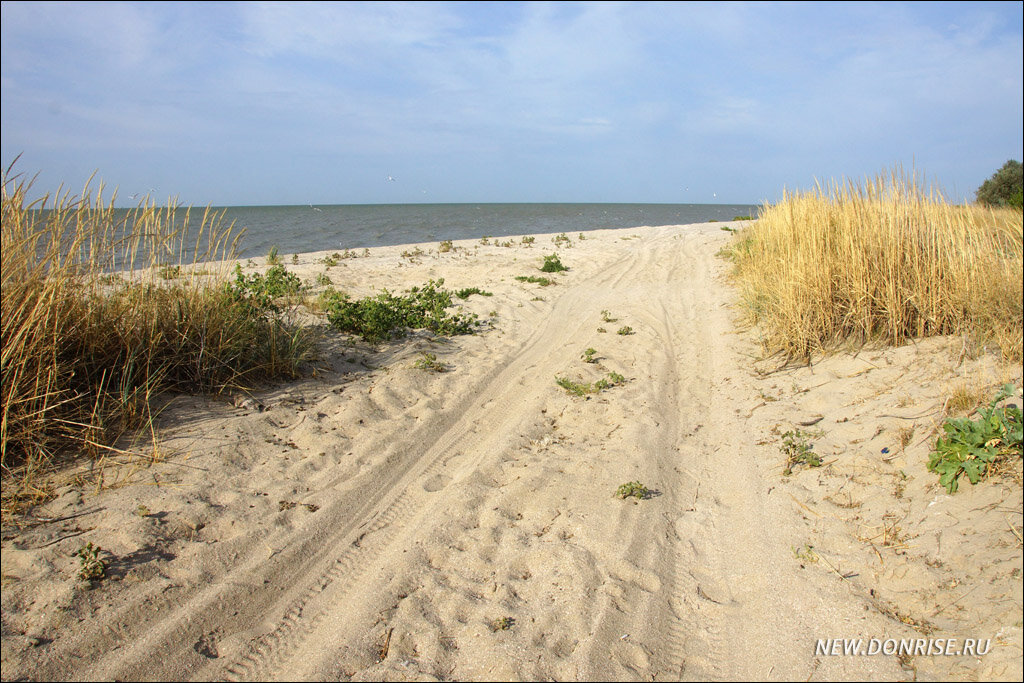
[1,166,317,506]
[728,168,1023,362]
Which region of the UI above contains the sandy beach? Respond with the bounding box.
[2,221,1021,681]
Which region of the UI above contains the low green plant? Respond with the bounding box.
[927,384,1022,493]
[521,236,535,246]
[490,616,515,631]
[540,253,567,273]
[291,254,299,265]
[157,264,181,280]
[781,428,823,475]
[515,275,555,286]
[439,240,454,253]
[321,253,339,267]
[225,264,305,314]
[600,310,617,323]
[413,352,446,372]
[552,233,571,246]
[555,372,625,396]
[792,544,818,564]
[596,371,625,390]
[455,287,493,299]
[733,215,754,221]
[266,245,281,265]
[315,272,332,287]
[581,348,597,363]
[616,326,634,335]
[616,481,649,500]
[323,278,479,343]
[76,542,106,581]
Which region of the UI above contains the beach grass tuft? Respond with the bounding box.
[727,167,1023,362]
[1,165,317,508]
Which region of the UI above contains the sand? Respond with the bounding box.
[2,222,1021,681]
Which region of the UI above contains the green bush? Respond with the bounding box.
[224,264,305,314]
[976,160,1023,209]
[540,253,567,273]
[323,278,479,343]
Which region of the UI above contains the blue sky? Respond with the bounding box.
[2,1,1021,206]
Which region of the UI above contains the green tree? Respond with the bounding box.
[976,160,1023,209]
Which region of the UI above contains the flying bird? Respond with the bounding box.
[386,175,397,182]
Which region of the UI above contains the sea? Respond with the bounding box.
[206,202,762,262]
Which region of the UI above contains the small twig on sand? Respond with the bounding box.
[378,626,394,663]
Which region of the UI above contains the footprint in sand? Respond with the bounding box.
[423,474,451,492]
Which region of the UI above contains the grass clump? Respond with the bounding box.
[323,278,479,343]
[727,167,1023,362]
[1,165,317,507]
[455,287,492,299]
[515,275,555,286]
[928,384,1022,493]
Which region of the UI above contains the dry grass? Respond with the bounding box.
[1,165,317,509]
[728,167,1023,362]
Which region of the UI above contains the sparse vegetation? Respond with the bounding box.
[616,481,649,500]
[413,352,447,373]
[490,616,515,631]
[455,287,492,299]
[515,275,555,286]
[266,245,281,265]
[75,542,106,581]
[438,240,454,253]
[581,348,597,363]
[616,326,634,336]
[781,428,824,475]
[555,372,625,396]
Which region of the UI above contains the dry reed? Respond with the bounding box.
[1,164,317,506]
[728,168,1023,363]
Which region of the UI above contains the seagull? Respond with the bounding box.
[386,175,397,182]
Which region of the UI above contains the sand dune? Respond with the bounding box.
[2,222,1021,681]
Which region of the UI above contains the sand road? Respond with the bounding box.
[3,223,1019,681]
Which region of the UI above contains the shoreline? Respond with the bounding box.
[2,220,1020,681]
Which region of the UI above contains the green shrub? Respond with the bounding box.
[976,160,1023,208]
[323,278,479,343]
[540,253,567,273]
[224,264,305,314]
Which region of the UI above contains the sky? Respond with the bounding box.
[1,1,1022,207]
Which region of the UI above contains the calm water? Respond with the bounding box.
[211,203,761,261]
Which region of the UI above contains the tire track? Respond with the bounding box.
[208,248,658,680]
